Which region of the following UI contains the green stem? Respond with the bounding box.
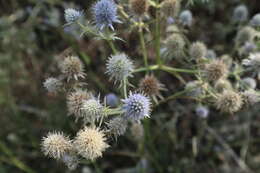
[123,77,127,98]
[161,65,198,74]
[138,22,148,71]
[155,4,162,66]
[107,40,117,54]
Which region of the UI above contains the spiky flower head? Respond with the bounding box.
[122,92,151,121]
[232,5,248,23]
[73,127,109,160]
[189,41,207,60]
[67,90,91,119]
[250,13,260,27]
[43,77,62,93]
[165,33,185,58]
[179,10,193,27]
[242,53,260,74]
[105,93,119,107]
[92,0,120,30]
[242,89,260,107]
[81,97,104,123]
[235,26,256,46]
[161,0,180,17]
[214,79,232,93]
[130,0,149,16]
[241,77,257,89]
[41,132,73,160]
[138,75,166,102]
[106,117,127,138]
[195,105,209,118]
[204,60,228,82]
[60,56,85,81]
[106,53,134,84]
[64,8,82,24]
[215,90,243,114]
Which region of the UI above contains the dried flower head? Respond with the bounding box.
[242,89,260,107]
[161,0,180,17]
[165,33,185,59]
[106,117,127,138]
[73,127,109,160]
[43,77,62,93]
[242,53,260,74]
[82,97,104,123]
[204,60,228,82]
[64,8,82,24]
[92,0,120,30]
[67,90,91,119]
[138,75,165,102]
[241,77,257,89]
[232,5,248,23]
[250,13,260,27]
[235,26,256,46]
[215,90,243,113]
[106,53,134,84]
[122,92,151,121]
[41,132,73,160]
[60,56,85,81]
[195,105,209,118]
[179,10,193,26]
[189,41,207,60]
[214,79,232,93]
[130,0,149,16]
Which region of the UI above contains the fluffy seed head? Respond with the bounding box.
[106,53,134,84]
[82,98,103,123]
[242,53,260,73]
[235,26,256,46]
[189,42,207,59]
[122,92,151,121]
[92,0,120,30]
[64,8,82,23]
[242,89,260,107]
[130,0,149,16]
[215,90,243,113]
[165,33,185,58]
[41,132,73,160]
[43,77,62,93]
[73,127,109,160]
[60,56,85,81]
[250,13,260,27]
[67,90,91,118]
[139,75,165,98]
[233,5,248,22]
[242,77,257,89]
[106,117,127,138]
[179,10,193,26]
[161,0,180,17]
[204,60,228,82]
[195,105,209,118]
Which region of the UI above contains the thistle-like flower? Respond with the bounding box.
[41,132,73,160]
[106,117,128,138]
[250,13,260,27]
[130,0,149,16]
[67,90,91,119]
[92,0,120,30]
[161,0,180,17]
[185,80,205,97]
[43,77,62,93]
[215,90,243,114]
[105,93,119,107]
[106,53,134,84]
[73,127,109,160]
[64,8,82,24]
[214,79,232,93]
[81,97,104,123]
[241,77,257,89]
[60,56,85,81]
[204,60,228,82]
[122,92,151,121]
[179,10,193,27]
[164,33,185,59]
[235,26,256,46]
[195,105,209,118]
[240,42,257,55]
[232,5,248,23]
[242,53,260,74]
[189,41,207,60]
[242,89,260,107]
[206,49,217,59]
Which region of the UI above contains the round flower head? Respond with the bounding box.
[106,53,134,84]
[185,80,205,98]
[105,93,119,107]
[138,75,166,102]
[130,0,149,16]
[232,5,248,23]
[73,127,109,160]
[242,89,260,107]
[240,42,257,55]
[81,97,104,123]
[215,90,243,114]
[189,41,207,60]
[64,8,82,24]
[214,79,232,93]
[92,0,120,30]
[161,0,180,17]
[235,26,256,46]
[67,90,91,119]
[122,92,151,121]
[204,60,228,82]
[179,10,193,27]
[62,154,79,170]
[206,50,217,59]
[164,33,185,59]
[241,77,257,89]
[43,77,62,93]
[41,132,73,160]
[195,105,209,118]
[242,53,260,74]
[106,116,127,138]
[250,13,260,27]
[60,56,85,81]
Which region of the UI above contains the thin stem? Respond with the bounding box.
[161,65,198,74]
[155,4,162,66]
[138,22,148,71]
[123,77,127,98]
[107,40,117,54]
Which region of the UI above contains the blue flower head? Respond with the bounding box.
[64,8,83,24]
[179,10,193,27]
[122,92,151,121]
[92,0,120,30]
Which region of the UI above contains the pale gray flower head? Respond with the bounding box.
[242,77,257,89]
[81,97,104,123]
[106,53,134,84]
[43,77,62,93]
[242,89,260,106]
[195,105,209,118]
[189,41,207,59]
[206,49,217,59]
[62,154,79,170]
[106,116,128,138]
[242,52,260,73]
[233,5,248,22]
[250,13,260,27]
[179,10,193,26]
[64,8,82,23]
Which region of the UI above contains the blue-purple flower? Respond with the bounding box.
[92,0,120,30]
[122,92,151,121]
